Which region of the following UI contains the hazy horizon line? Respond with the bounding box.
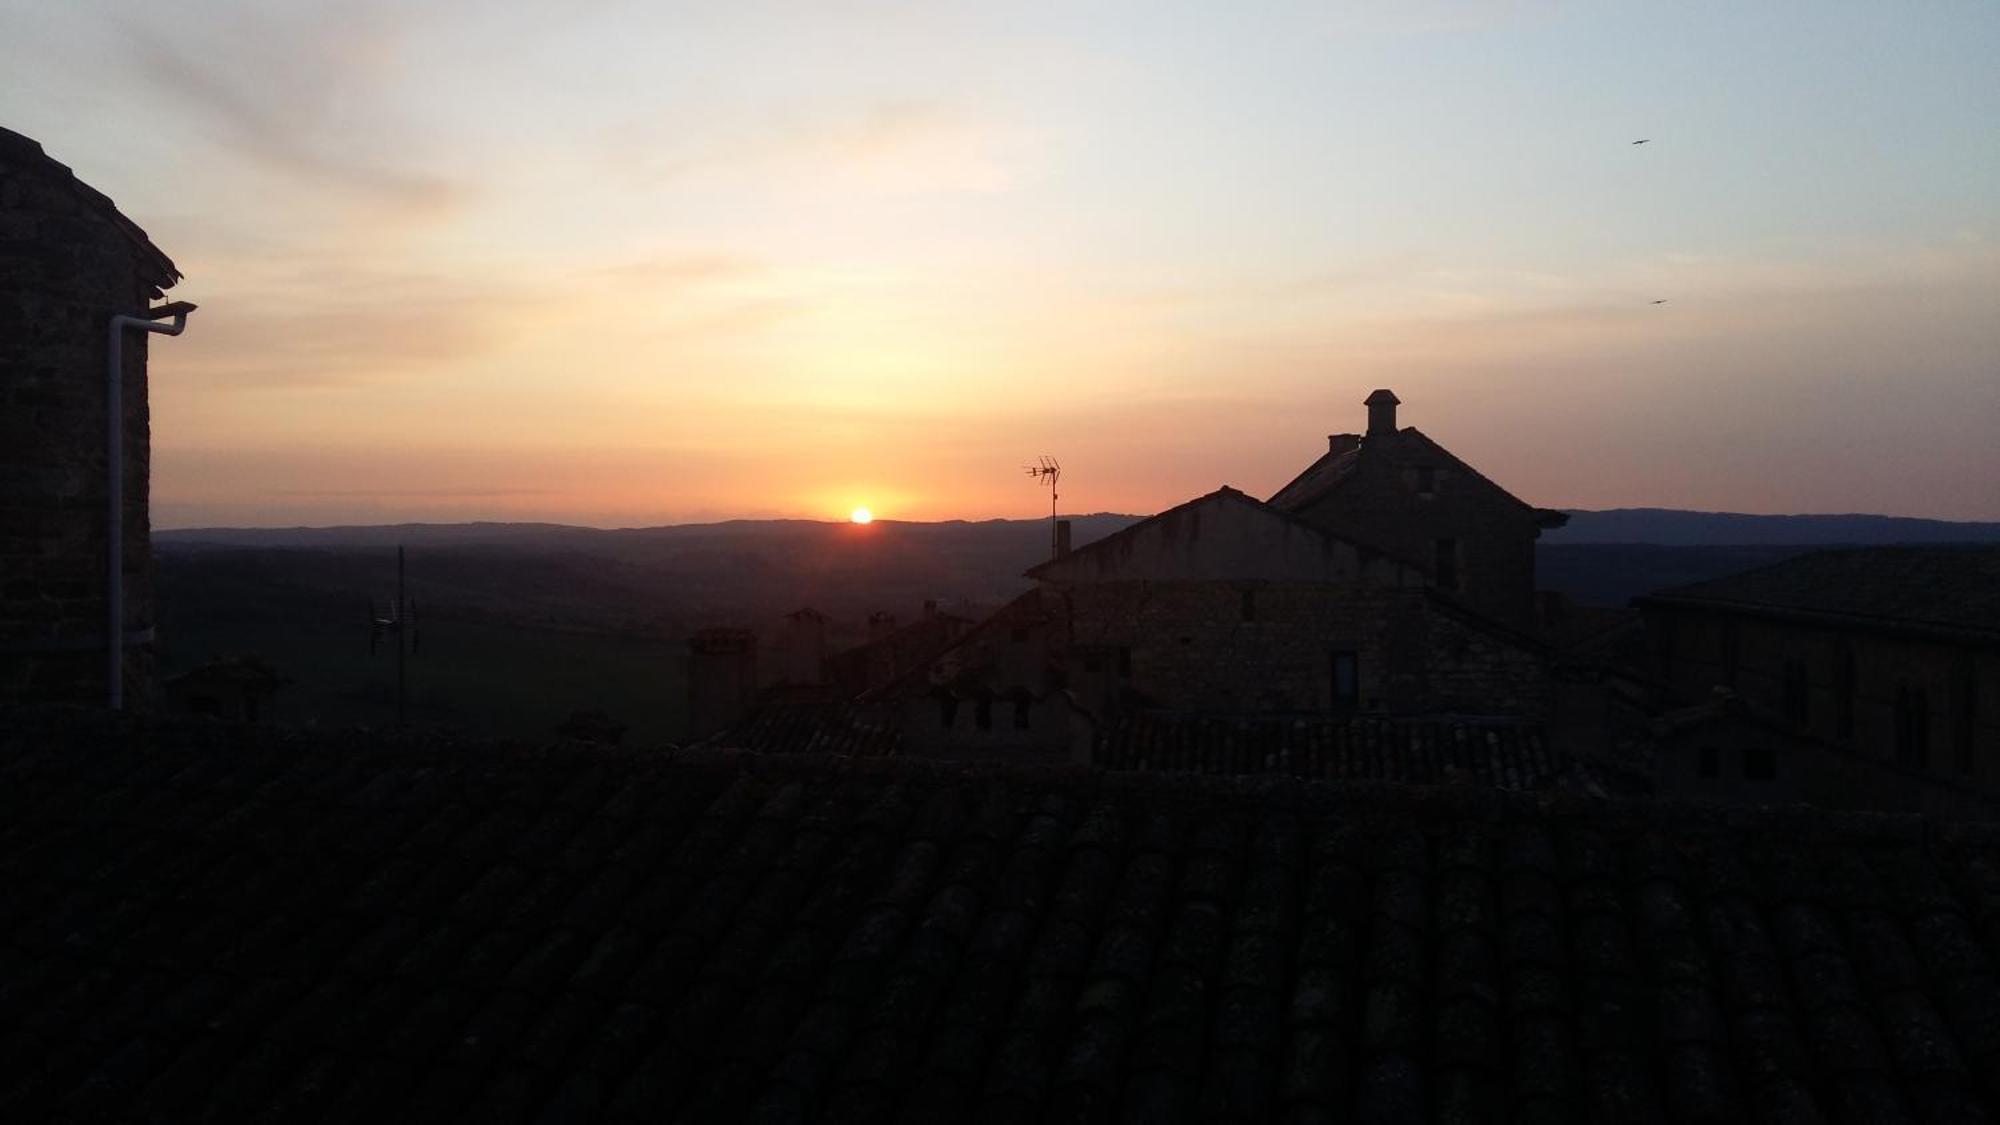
[154,504,2000,535]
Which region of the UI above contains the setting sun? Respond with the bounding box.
[849,507,873,524]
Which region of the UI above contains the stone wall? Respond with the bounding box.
[1422,601,1555,716]
[897,690,1079,760]
[1655,712,2000,820]
[0,134,168,707]
[1058,580,1549,718]
[1292,445,1544,631]
[1644,604,2000,784]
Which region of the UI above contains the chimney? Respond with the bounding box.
[1054,519,1073,559]
[685,627,758,740]
[1365,389,1400,437]
[1328,434,1360,458]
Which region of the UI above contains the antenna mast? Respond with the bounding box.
[1024,455,1061,558]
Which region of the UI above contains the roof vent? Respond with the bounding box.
[1365,389,1400,437]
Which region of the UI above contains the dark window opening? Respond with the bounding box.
[1782,659,1809,725]
[1742,746,1777,781]
[1416,465,1437,494]
[939,696,958,729]
[975,695,993,731]
[1895,683,1930,769]
[1330,650,1359,710]
[1835,644,1856,740]
[1012,691,1031,730]
[1240,589,1256,622]
[1010,626,1029,643]
[1434,538,1459,592]
[1698,745,1719,779]
[1116,648,1132,678]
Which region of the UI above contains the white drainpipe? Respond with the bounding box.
[106,301,195,709]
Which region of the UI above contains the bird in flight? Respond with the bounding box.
[1632,139,1651,145]
[1650,299,1669,305]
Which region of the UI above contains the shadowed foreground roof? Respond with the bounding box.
[1094,713,1613,794]
[9,712,2000,1122]
[706,700,902,757]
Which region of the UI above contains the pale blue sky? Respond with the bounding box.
[4,1,1996,524]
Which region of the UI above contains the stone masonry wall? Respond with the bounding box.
[1294,439,1543,631]
[0,141,160,706]
[1646,604,2000,783]
[1059,580,1549,718]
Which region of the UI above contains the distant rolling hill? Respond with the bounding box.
[1549,508,2000,546]
[155,514,1147,634]
[1539,509,2000,604]
[151,507,1995,735]
[154,507,1999,633]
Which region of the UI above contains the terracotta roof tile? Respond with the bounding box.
[704,701,903,756]
[9,710,2000,1120]
[1094,712,1598,791]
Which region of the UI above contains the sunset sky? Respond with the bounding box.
[4,0,1996,527]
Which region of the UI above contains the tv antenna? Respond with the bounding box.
[368,545,420,727]
[1025,455,1061,556]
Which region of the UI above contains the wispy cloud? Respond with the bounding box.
[607,99,1030,194]
[169,264,534,389]
[122,7,467,216]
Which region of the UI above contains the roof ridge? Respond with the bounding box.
[1025,485,1424,579]
[0,126,180,289]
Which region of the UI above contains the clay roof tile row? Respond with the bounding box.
[7,709,2000,1121]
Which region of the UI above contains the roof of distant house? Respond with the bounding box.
[828,611,976,671]
[1024,486,1427,580]
[864,587,1062,703]
[0,126,180,293]
[1638,545,2000,642]
[1268,427,1568,529]
[10,710,2000,1121]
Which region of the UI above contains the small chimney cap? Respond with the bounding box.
[1364,388,1400,405]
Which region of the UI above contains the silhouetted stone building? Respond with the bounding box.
[771,606,829,687]
[1638,546,2000,789]
[685,627,757,740]
[1269,389,1569,631]
[824,601,973,698]
[885,587,1086,760]
[1649,693,2000,819]
[1030,489,1548,718]
[1,127,183,707]
[893,488,1553,761]
[161,655,288,723]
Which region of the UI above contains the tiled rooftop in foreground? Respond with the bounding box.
[8,709,2000,1122]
